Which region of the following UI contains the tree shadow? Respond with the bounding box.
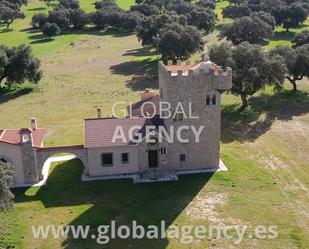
[221,90,309,143]
[271,31,296,42]
[0,85,35,105]
[110,58,159,91]
[28,33,46,40]
[123,46,158,57]
[20,27,41,34]
[13,159,214,249]
[30,38,53,44]
[71,28,135,38]
[27,7,46,11]
[292,23,309,30]
[0,28,13,33]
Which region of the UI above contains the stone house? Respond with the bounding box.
[0,119,45,186]
[0,60,232,185]
[84,60,232,181]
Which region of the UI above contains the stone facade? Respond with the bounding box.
[0,59,232,185]
[157,60,232,173]
[85,60,232,180]
[19,129,39,183]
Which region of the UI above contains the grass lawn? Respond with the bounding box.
[0,0,309,248]
[1,94,309,248]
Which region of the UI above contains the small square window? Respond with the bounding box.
[180,154,186,162]
[101,153,113,166]
[121,153,129,164]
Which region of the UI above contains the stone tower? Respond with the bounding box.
[158,60,232,172]
[19,128,39,183]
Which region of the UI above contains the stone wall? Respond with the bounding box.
[36,145,88,178]
[158,60,232,171]
[20,132,39,183]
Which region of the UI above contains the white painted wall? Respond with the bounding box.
[0,142,24,185]
[87,146,139,176]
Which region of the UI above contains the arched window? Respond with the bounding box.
[22,134,30,143]
[160,147,166,155]
[212,94,216,105]
[206,95,211,105]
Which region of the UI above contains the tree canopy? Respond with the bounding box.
[155,22,204,61]
[0,0,25,29]
[219,11,275,44]
[292,30,309,48]
[223,0,309,32]
[270,44,309,91]
[29,0,218,60]
[42,22,61,39]
[0,44,42,88]
[209,42,287,108]
[272,2,309,32]
[133,0,217,59]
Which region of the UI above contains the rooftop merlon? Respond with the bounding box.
[159,60,232,78]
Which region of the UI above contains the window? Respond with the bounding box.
[101,153,113,166]
[180,154,186,162]
[22,134,30,143]
[121,153,129,164]
[173,113,184,122]
[160,147,166,155]
[212,94,217,105]
[206,95,211,105]
[149,137,158,145]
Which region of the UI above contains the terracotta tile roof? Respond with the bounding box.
[85,117,159,148]
[164,64,195,74]
[0,128,46,148]
[128,95,160,117]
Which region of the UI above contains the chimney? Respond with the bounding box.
[141,90,155,101]
[31,118,37,130]
[97,108,102,118]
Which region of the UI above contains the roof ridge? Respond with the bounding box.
[0,130,5,140]
[85,116,147,121]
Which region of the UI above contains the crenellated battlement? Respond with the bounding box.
[159,60,232,92]
[159,60,232,78]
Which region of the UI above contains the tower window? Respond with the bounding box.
[173,112,184,122]
[22,134,30,143]
[212,94,217,105]
[206,95,211,105]
[161,147,166,155]
[180,154,186,162]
